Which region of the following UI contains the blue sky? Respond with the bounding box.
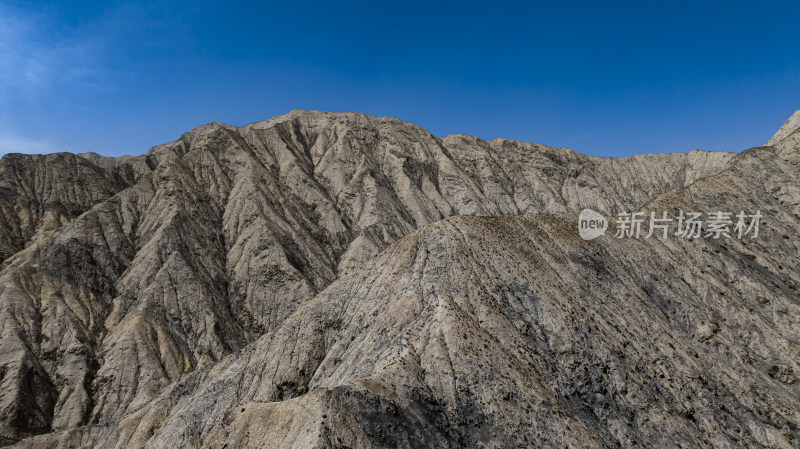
[1,0,799,157]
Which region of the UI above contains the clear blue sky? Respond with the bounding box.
[1,0,799,157]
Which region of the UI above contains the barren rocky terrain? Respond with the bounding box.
[0,110,797,447]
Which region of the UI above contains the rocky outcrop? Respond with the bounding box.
[2,109,795,448]
[0,153,135,264]
[766,110,800,147]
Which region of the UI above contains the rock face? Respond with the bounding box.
[0,153,135,264]
[0,110,797,448]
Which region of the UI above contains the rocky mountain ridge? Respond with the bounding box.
[0,110,796,448]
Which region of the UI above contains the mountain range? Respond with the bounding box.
[0,110,798,448]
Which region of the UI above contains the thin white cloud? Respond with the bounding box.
[0,4,103,95]
[0,3,110,155]
[0,134,61,155]
[0,1,195,156]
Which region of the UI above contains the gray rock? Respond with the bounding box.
[1,109,796,448]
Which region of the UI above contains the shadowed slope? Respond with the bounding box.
[0,110,739,443]
[14,131,800,448]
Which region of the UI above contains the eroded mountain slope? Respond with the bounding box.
[0,109,743,444]
[15,136,799,448]
[0,153,135,264]
[11,112,800,448]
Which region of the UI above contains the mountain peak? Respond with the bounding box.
[766,109,800,146]
[2,110,799,448]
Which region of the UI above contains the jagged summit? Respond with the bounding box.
[49,110,742,163]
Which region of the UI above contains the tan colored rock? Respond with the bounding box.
[3,110,797,447]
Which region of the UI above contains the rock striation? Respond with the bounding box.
[0,110,796,448]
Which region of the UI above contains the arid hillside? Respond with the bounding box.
[1,110,797,448]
